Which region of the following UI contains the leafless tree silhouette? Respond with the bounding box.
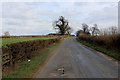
[53,16,72,35]
[90,24,100,36]
[82,23,89,34]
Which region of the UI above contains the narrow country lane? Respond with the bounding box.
[34,37,118,78]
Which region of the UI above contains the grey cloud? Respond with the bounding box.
[2,2,118,35]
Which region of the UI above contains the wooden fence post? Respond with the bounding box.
[9,50,13,67]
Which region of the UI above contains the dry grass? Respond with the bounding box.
[78,34,120,60]
[79,34,120,52]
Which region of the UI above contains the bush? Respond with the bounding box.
[2,38,60,70]
[78,34,120,52]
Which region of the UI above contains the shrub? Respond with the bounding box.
[2,38,60,71]
[78,34,120,52]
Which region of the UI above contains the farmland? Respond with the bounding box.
[0,37,56,47]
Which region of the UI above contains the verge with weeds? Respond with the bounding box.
[2,37,66,78]
[76,37,120,60]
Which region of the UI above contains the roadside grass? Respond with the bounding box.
[3,42,59,78]
[0,37,56,47]
[76,38,120,60]
[2,37,65,78]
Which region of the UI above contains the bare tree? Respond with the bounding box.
[90,24,100,36]
[4,31,10,36]
[109,26,118,34]
[82,23,89,34]
[53,16,72,35]
[66,27,73,35]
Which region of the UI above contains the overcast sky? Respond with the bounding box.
[1,2,118,35]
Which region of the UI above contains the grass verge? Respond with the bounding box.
[2,38,64,78]
[76,38,120,60]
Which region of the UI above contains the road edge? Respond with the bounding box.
[32,38,67,78]
[76,38,118,62]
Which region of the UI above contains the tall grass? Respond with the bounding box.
[79,34,120,52]
[78,34,120,60]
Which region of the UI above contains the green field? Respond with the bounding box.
[0,37,56,47]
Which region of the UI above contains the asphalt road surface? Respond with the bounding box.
[34,37,118,78]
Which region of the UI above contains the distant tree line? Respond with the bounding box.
[52,16,118,36]
[76,23,118,37]
[4,16,118,37]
